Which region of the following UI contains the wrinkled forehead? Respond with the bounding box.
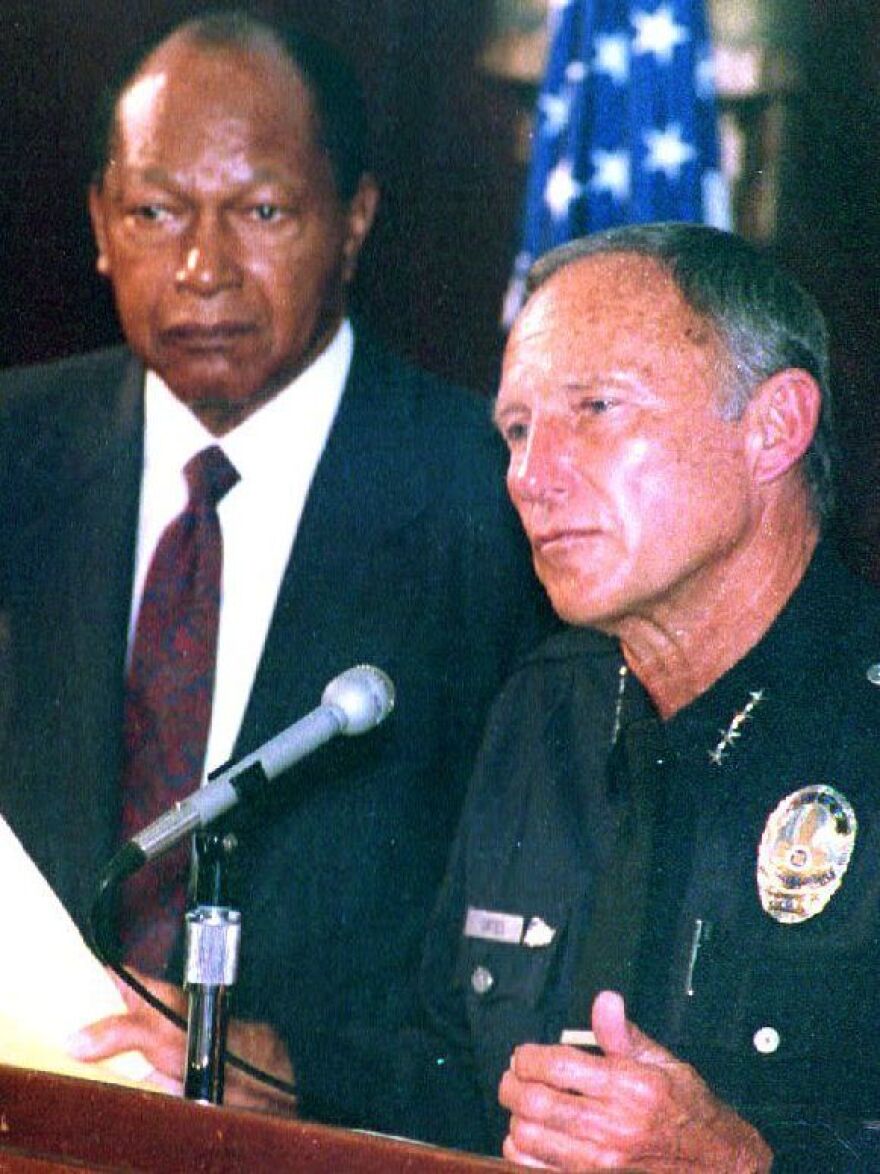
[498,251,727,413]
[509,253,717,365]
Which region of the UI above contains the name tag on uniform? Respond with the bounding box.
[464,907,557,947]
[464,907,524,944]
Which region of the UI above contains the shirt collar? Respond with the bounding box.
[142,319,354,487]
[663,542,841,756]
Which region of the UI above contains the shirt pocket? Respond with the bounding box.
[684,893,880,1112]
[455,899,578,1032]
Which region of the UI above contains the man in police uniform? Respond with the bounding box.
[404,225,880,1170]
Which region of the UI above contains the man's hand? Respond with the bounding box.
[498,990,772,1172]
[66,968,297,1115]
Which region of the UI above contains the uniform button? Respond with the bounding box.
[867,664,880,686]
[471,966,495,995]
[752,1026,780,1054]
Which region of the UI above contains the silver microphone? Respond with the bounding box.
[132,664,395,861]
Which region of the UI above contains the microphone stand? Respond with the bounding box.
[90,829,297,1103]
[88,667,395,1103]
[183,828,241,1104]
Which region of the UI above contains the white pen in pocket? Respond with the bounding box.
[559,1029,602,1053]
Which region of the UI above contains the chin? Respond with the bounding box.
[160,363,264,406]
[539,572,608,629]
[544,592,600,628]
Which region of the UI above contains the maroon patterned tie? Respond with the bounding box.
[118,445,239,975]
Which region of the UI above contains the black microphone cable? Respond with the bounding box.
[89,843,297,1099]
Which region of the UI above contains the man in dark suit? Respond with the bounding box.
[0,13,550,1112]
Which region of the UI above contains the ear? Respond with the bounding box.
[88,184,112,277]
[745,368,822,488]
[341,173,380,284]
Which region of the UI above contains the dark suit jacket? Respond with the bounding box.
[0,334,553,1113]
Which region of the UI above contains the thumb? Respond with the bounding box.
[591,989,671,1066]
[590,989,633,1056]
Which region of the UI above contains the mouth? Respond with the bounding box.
[531,528,601,555]
[160,323,256,351]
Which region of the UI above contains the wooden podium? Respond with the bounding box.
[0,1064,507,1172]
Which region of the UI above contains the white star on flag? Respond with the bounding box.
[538,91,572,137]
[593,34,630,85]
[632,5,690,64]
[565,60,587,84]
[548,0,576,36]
[544,158,583,220]
[643,122,697,178]
[590,149,631,202]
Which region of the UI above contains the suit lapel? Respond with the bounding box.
[235,336,428,753]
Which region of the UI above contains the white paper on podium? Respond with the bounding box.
[0,813,154,1085]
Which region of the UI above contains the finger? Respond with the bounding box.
[507,1044,612,1102]
[502,1131,553,1168]
[504,1043,686,1157]
[507,1113,622,1172]
[501,1064,641,1151]
[66,1014,142,1061]
[65,1014,180,1093]
[67,1006,186,1082]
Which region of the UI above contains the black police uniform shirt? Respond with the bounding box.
[417,542,880,1170]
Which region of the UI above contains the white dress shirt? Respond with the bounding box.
[129,320,354,778]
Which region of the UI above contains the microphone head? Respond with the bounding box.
[321,665,396,735]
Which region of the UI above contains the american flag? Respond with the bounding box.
[502,0,729,326]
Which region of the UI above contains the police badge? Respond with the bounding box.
[757,785,857,924]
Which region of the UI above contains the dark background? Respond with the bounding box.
[1,0,878,562]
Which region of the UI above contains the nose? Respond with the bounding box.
[174,214,242,295]
[508,414,570,506]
